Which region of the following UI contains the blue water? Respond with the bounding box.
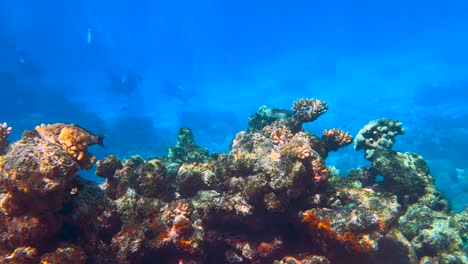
[1,0,468,210]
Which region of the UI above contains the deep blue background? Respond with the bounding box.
[1,0,468,210]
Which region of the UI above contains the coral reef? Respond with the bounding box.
[0,123,102,264]
[292,98,328,124]
[0,122,12,155]
[0,99,467,264]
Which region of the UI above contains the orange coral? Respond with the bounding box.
[321,129,352,152]
[301,211,373,254]
[35,123,102,169]
[309,155,330,183]
[266,126,293,145]
[151,200,201,254]
[280,139,313,160]
[256,242,273,257]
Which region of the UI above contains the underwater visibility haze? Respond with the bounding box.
[0,0,468,263]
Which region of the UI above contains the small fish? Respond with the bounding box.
[456,168,465,179]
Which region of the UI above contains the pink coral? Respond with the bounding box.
[0,122,12,144]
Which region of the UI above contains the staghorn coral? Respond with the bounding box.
[354,118,404,160]
[292,98,328,124]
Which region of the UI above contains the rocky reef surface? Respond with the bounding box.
[0,99,466,264]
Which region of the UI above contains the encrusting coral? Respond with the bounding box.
[0,123,103,264]
[0,99,466,264]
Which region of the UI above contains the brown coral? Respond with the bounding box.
[0,122,12,155]
[1,133,78,214]
[149,200,204,256]
[292,98,328,123]
[301,211,375,254]
[266,125,293,145]
[321,128,352,153]
[40,244,87,264]
[35,123,103,169]
[280,139,313,160]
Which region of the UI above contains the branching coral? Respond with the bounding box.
[321,128,353,153]
[292,98,328,123]
[1,98,466,263]
[0,122,12,145]
[280,139,313,160]
[279,133,331,183]
[265,125,293,145]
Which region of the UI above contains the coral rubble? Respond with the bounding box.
[0,100,466,264]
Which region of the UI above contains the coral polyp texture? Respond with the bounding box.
[0,99,467,264]
[354,118,404,160]
[292,98,328,123]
